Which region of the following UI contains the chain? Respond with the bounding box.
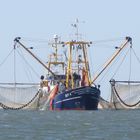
[113,86,140,107]
[0,90,40,110]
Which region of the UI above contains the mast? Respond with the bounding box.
[53,35,58,62]
[48,35,65,73]
[91,37,132,85]
[65,19,91,88]
[82,43,91,84]
[71,18,79,41]
[65,41,91,88]
[14,37,57,78]
[66,42,73,88]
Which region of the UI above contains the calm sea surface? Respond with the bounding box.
[0,110,139,140]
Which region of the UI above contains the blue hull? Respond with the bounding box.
[52,86,100,110]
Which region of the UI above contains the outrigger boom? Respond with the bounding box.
[91,37,132,85]
[14,37,57,78]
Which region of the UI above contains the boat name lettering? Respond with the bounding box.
[65,92,73,98]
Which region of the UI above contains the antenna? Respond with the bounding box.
[71,19,85,41]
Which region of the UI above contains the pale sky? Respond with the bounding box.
[0,0,140,100]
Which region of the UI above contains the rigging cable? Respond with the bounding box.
[0,48,14,67]
[13,46,16,105]
[16,48,41,80]
[131,48,140,65]
[128,48,132,81]
[111,48,130,79]
[14,46,16,84]
[92,47,117,77]
[97,48,129,84]
[92,37,124,44]
[21,37,49,43]
[16,48,35,82]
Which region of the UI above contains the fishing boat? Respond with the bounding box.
[48,40,101,110]
[0,21,134,110]
[14,36,101,110]
[37,35,133,110]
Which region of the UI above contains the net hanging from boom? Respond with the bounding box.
[110,80,140,109]
[108,41,140,109]
[0,85,41,109]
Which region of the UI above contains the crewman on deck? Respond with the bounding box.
[40,75,50,95]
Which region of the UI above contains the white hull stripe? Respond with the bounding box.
[55,96,81,104]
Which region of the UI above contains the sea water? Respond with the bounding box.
[0,110,139,140]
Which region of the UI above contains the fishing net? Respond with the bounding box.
[98,97,110,109]
[0,85,42,110]
[110,80,140,109]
